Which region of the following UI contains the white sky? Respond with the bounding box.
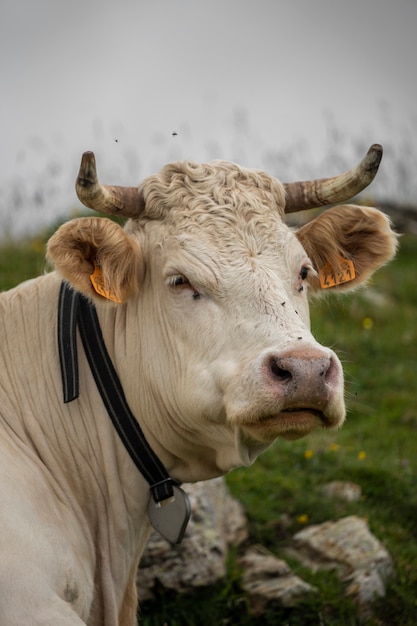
[0,0,416,235]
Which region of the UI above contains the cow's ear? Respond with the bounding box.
[296,205,398,294]
[47,217,143,303]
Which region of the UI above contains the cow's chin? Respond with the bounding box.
[240,409,330,444]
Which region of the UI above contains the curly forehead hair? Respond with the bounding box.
[137,160,286,223]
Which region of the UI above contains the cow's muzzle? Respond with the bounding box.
[234,345,345,442]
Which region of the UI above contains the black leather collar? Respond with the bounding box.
[57,281,177,504]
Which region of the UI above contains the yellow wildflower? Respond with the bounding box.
[304,449,314,460]
[362,317,374,330]
[297,514,309,524]
[358,451,366,461]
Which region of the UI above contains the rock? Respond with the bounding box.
[288,515,394,614]
[320,481,362,502]
[345,567,387,614]
[239,546,316,614]
[137,477,248,601]
[137,481,394,620]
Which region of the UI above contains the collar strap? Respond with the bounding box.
[57,282,175,504]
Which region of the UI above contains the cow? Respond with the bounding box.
[0,144,397,625]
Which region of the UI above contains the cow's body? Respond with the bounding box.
[0,274,152,624]
[0,149,397,624]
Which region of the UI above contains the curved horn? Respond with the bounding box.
[283,144,383,213]
[75,151,144,218]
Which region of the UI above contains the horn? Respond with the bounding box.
[75,151,144,218]
[283,144,383,213]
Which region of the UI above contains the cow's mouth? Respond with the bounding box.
[280,407,327,421]
[241,407,329,442]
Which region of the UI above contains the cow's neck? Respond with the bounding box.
[93,300,262,485]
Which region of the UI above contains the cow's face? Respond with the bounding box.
[137,213,341,450]
[48,158,397,477]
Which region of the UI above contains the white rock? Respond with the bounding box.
[289,515,394,612]
[320,481,362,502]
[239,546,316,613]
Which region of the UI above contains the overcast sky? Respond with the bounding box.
[1,0,416,235]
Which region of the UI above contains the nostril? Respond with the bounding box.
[269,359,292,382]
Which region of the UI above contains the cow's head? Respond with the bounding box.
[47,146,397,480]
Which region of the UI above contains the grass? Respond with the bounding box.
[1,229,416,625]
[0,234,47,290]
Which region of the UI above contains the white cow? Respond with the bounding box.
[0,145,397,624]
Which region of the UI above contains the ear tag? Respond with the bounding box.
[148,485,191,544]
[319,256,356,289]
[90,262,122,303]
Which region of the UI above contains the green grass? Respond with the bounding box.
[1,230,416,625]
[0,234,48,290]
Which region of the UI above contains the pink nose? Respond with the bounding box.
[263,347,342,409]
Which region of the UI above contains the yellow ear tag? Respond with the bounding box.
[90,262,122,303]
[319,256,356,289]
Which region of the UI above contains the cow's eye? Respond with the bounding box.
[168,274,201,300]
[170,275,190,287]
[297,265,313,293]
